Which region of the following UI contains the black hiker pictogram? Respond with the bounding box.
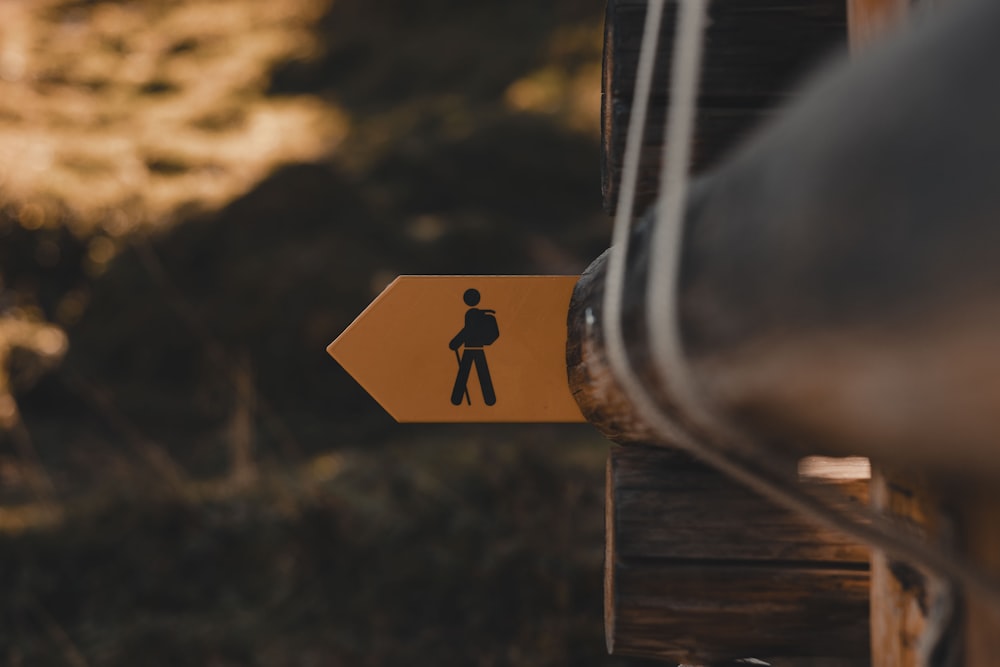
[449,288,499,406]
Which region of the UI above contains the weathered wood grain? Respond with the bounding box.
[868,468,956,667]
[605,444,871,664]
[961,491,1000,667]
[566,246,658,446]
[601,0,847,212]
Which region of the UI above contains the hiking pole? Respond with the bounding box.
[454,349,471,405]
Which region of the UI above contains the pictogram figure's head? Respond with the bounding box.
[463,288,481,306]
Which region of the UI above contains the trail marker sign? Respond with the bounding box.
[328,276,585,422]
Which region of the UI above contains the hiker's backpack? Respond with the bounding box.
[466,308,500,346]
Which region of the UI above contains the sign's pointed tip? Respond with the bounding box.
[326,334,402,423]
[327,277,403,366]
[326,335,348,366]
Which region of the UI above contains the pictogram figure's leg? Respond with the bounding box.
[451,352,475,405]
[473,351,496,406]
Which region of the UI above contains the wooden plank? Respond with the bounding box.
[601,0,847,212]
[609,2,845,101]
[612,447,869,563]
[612,564,871,662]
[605,444,871,664]
[603,103,772,213]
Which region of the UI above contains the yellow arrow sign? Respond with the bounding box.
[328,276,585,422]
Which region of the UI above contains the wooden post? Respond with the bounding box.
[961,492,1000,667]
[581,0,1000,663]
[605,444,871,664]
[566,249,658,446]
[865,473,1000,667]
[868,469,959,667]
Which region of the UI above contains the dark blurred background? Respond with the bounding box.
[0,0,653,664]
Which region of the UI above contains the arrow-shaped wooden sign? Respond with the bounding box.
[328,276,585,422]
